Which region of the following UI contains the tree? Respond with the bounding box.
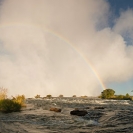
[124,93,131,100]
[101,89,115,99]
[125,93,130,98]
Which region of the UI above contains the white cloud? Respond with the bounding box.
[113,9,133,45]
[0,0,133,97]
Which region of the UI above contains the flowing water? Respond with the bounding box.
[0,97,133,133]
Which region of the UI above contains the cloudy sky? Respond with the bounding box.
[0,0,133,97]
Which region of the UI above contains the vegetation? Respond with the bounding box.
[101,89,115,99]
[81,95,88,98]
[59,95,63,98]
[0,99,21,113]
[12,95,26,107]
[101,89,132,100]
[115,93,132,100]
[0,87,26,113]
[72,95,76,97]
[46,94,52,99]
[35,94,41,98]
[0,87,7,100]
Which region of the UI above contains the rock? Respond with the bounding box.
[50,108,61,112]
[85,107,90,109]
[94,107,105,109]
[70,109,88,116]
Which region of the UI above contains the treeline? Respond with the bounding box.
[100,89,132,100]
[114,94,132,100]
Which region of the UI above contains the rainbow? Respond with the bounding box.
[0,22,106,90]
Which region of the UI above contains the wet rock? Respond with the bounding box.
[94,107,105,109]
[50,108,61,112]
[85,107,90,109]
[70,110,88,116]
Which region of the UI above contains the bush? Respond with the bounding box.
[35,94,41,98]
[123,93,132,100]
[81,95,88,98]
[72,95,76,97]
[12,95,26,106]
[116,95,124,100]
[46,95,52,99]
[98,95,101,98]
[59,95,63,98]
[0,87,7,100]
[0,99,21,113]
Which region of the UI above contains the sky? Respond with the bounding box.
[106,0,133,95]
[0,0,133,97]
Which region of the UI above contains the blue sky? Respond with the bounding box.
[107,0,133,95]
[108,0,133,16]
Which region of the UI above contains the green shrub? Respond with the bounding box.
[0,99,21,113]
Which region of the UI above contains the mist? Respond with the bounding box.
[0,0,133,97]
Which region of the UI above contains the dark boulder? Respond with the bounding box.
[94,107,105,109]
[70,109,88,116]
[85,107,90,109]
